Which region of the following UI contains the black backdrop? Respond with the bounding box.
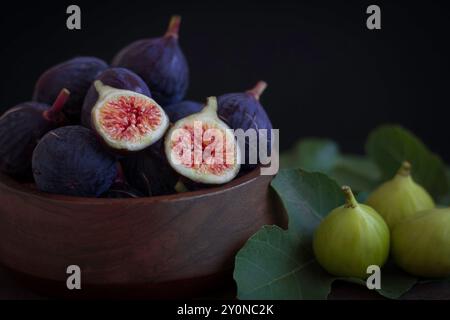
[1,0,449,160]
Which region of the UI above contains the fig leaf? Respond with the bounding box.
[280,138,380,192]
[234,169,417,300]
[366,125,449,199]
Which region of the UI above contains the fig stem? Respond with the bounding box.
[397,161,412,177]
[246,81,268,100]
[44,88,70,121]
[204,96,218,114]
[165,15,181,38]
[342,186,358,209]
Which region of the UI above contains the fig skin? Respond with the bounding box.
[366,161,435,229]
[218,81,273,170]
[392,208,450,278]
[81,67,152,128]
[121,148,179,196]
[0,89,70,179]
[32,126,117,197]
[164,100,203,123]
[313,186,390,279]
[111,15,189,106]
[165,96,241,185]
[33,57,108,123]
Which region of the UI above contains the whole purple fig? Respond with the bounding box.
[111,15,189,106]
[218,81,273,170]
[0,89,70,179]
[81,67,152,128]
[164,100,203,123]
[33,57,108,122]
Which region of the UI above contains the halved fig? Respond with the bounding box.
[164,96,241,184]
[91,80,169,152]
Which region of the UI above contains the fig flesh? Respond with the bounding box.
[218,81,273,170]
[164,96,241,184]
[32,126,117,197]
[366,161,435,229]
[0,89,70,179]
[81,67,151,128]
[313,186,390,279]
[112,16,189,106]
[90,80,169,152]
[33,57,108,122]
[164,100,203,122]
[392,207,450,278]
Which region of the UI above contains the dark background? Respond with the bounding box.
[0,0,449,160]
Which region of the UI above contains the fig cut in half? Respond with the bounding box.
[91,80,169,152]
[165,96,241,185]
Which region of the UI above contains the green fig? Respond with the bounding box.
[366,161,435,229]
[313,186,390,279]
[392,207,450,278]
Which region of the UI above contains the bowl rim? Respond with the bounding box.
[0,168,265,204]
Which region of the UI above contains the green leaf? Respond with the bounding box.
[271,169,344,244]
[330,155,380,192]
[280,138,379,192]
[235,169,418,300]
[280,138,339,172]
[366,125,449,198]
[234,225,335,300]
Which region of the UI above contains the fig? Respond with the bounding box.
[121,149,178,196]
[32,126,117,197]
[164,96,241,184]
[164,100,203,122]
[313,186,390,279]
[218,81,273,170]
[89,80,169,153]
[81,67,151,128]
[112,15,189,106]
[33,57,108,122]
[366,161,435,229]
[0,89,70,179]
[392,207,450,278]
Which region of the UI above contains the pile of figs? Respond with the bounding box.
[313,162,450,279]
[0,16,273,198]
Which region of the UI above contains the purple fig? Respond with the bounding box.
[33,57,108,122]
[218,81,273,170]
[111,15,189,106]
[0,89,70,179]
[32,126,117,197]
[164,100,203,122]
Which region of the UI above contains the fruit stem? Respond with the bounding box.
[203,96,218,114]
[246,81,268,100]
[342,186,358,209]
[397,161,412,177]
[165,15,181,38]
[44,88,70,121]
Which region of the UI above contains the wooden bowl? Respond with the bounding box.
[0,168,284,298]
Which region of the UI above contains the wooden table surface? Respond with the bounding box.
[1,264,449,300]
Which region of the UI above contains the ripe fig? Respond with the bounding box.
[121,149,178,196]
[32,126,117,197]
[392,207,450,278]
[112,15,189,106]
[33,57,108,122]
[218,81,273,170]
[89,80,169,153]
[81,67,151,128]
[164,100,203,122]
[0,89,70,179]
[366,161,435,229]
[164,96,241,184]
[313,186,390,279]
